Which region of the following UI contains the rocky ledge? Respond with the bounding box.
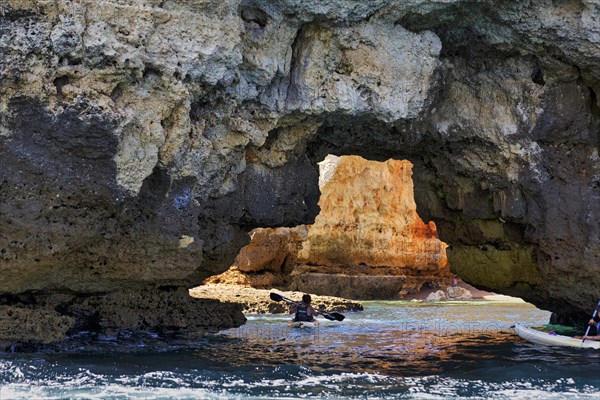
[0,286,245,351]
[190,285,363,314]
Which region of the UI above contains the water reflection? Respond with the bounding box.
[202,300,545,377]
[2,300,599,399]
[210,322,517,377]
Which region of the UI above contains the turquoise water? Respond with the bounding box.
[2,300,600,399]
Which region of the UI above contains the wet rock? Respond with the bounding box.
[0,287,245,349]
[64,286,246,338]
[0,306,75,348]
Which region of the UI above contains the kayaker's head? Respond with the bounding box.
[302,294,312,304]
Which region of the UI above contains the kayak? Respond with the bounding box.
[513,322,600,349]
[287,320,320,329]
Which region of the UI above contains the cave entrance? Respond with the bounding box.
[199,154,484,302]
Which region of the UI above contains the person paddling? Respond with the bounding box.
[290,294,318,322]
[574,315,600,341]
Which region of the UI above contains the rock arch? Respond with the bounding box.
[1,0,600,344]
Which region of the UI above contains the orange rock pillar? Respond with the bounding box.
[296,155,450,297]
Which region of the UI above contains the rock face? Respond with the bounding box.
[289,270,427,300]
[206,155,451,299]
[294,155,451,298]
[1,0,600,343]
[203,226,308,288]
[0,287,246,349]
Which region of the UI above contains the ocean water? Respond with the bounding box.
[1,300,600,399]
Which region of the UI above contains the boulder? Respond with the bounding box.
[425,290,447,302]
[446,286,473,301]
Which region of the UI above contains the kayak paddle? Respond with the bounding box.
[269,292,345,321]
[580,299,600,347]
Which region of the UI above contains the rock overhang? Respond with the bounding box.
[1,0,600,344]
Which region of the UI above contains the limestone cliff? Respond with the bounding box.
[294,155,451,298]
[2,0,600,344]
[205,155,450,299]
[300,155,447,270]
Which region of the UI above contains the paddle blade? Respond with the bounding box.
[319,311,345,321]
[329,312,345,321]
[321,313,336,321]
[270,292,284,302]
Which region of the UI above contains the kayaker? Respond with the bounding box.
[290,294,317,322]
[589,314,600,330]
[574,314,600,341]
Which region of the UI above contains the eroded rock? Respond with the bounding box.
[2,0,600,342]
[300,156,448,270]
[293,155,452,299]
[203,226,307,288]
[0,306,75,348]
[65,286,246,338]
[0,287,246,349]
[205,156,452,299]
[230,226,307,274]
